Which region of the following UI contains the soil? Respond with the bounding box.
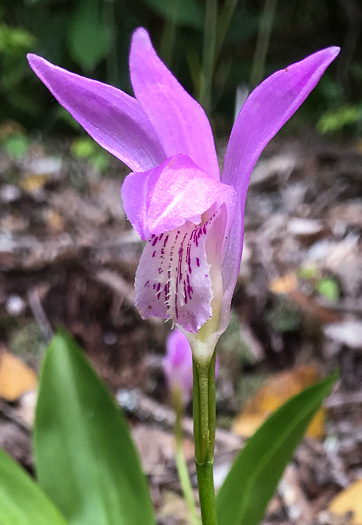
[1,131,362,524]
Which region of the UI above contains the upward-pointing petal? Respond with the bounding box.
[219,46,340,334]
[129,28,220,180]
[222,47,340,197]
[27,54,165,172]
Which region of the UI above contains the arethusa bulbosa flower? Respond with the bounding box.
[27,29,339,360]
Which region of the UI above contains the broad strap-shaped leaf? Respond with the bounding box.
[0,447,68,525]
[34,330,155,525]
[217,372,338,525]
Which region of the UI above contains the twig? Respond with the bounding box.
[27,288,54,342]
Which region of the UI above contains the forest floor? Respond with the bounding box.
[1,128,362,524]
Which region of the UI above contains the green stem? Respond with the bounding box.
[249,0,278,89]
[196,463,217,525]
[193,351,217,525]
[199,0,218,113]
[215,0,238,61]
[174,395,201,525]
[104,0,119,86]
[160,0,181,67]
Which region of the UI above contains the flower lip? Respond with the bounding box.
[121,153,236,241]
[134,203,228,333]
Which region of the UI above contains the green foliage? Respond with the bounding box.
[216,372,338,525]
[297,264,318,280]
[0,23,38,117]
[0,24,36,55]
[3,134,30,159]
[266,298,301,333]
[298,266,340,303]
[34,330,155,525]
[0,1,352,131]
[143,0,204,29]
[71,137,97,158]
[317,104,362,134]
[67,0,112,72]
[316,277,339,302]
[71,137,110,171]
[0,448,68,525]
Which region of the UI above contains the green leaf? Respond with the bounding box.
[71,137,96,159]
[67,0,112,72]
[34,330,155,525]
[143,0,204,30]
[0,447,68,525]
[217,372,338,525]
[90,151,109,171]
[4,134,30,159]
[317,104,362,134]
[0,24,37,55]
[297,264,318,280]
[316,277,339,303]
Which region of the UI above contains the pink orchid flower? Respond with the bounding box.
[27,29,339,354]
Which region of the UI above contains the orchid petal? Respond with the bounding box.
[27,54,165,172]
[135,206,227,333]
[219,47,340,333]
[129,28,219,180]
[222,47,340,195]
[121,154,235,240]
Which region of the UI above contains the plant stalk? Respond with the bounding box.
[199,0,218,113]
[249,0,278,89]
[160,0,181,67]
[193,351,217,525]
[173,391,201,525]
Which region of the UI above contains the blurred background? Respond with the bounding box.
[1,1,362,524]
[1,0,362,134]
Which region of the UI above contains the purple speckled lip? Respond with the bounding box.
[27,29,339,336]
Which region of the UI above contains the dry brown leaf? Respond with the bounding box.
[47,209,66,232]
[20,173,50,192]
[0,349,37,401]
[269,273,341,324]
[158,490,191,524]
[289,290,342,324]
[233,365,325,439]
[329,479,362,524]
[269,272,298,294]
[0,120,24,140]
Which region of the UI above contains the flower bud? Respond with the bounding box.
[163,329,193,407]
[163,329,219,407]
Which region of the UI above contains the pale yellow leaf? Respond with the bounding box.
[20,173,50,192]
[329,479,362,524]
[269,272,298,294]
[233,365,325,439]
[0,349,37,401]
